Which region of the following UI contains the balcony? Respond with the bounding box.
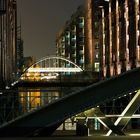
[61,52,65,56]
[72,53,76,58]
[79,23,84,28]
[71,37,76,41]
[79,59,84,64]
[79,50,84,55]
[72,45,76,50]
[79,17,84,28]
[71,26,76,32]
[62,45,65,49]
[79,33,84,38]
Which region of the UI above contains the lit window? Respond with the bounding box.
[95,118,100,130]
[95,42,99,49]
[95,62,100,72]
[65,31,70,38]
[95,54,99,59]
[79,59,84,64]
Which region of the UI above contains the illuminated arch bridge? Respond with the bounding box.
[20,56,83,81]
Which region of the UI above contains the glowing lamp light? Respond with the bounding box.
[26,73,30,77]
[27,67,82,73]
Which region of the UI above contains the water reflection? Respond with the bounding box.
[19,88,61,113]
[0,86,83,125]
[19,86,82,113]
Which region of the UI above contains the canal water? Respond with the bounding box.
[0,86,83,126]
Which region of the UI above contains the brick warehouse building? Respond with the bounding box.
[56,4,100,73]
[91,0,140,130]
[56,0,140,131]
[99,0,140,79]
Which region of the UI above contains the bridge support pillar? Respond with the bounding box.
[85,108,125,136]
[62,122,65,130]
[76,119,88,136]
[106,90,140,136]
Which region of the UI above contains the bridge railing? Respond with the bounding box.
[19,72,100,82]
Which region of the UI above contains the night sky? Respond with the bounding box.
[17,0,85,60]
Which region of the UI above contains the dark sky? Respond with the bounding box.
[17,0,85,60]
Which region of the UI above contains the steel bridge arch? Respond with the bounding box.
[20,56,83,80]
